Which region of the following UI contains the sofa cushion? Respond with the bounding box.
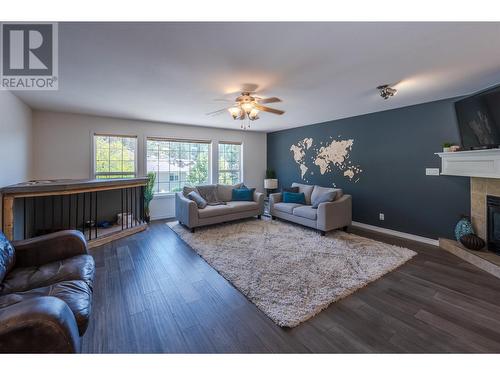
[217,183,243,202]
[293,205,318,220]
[291,183,314,205]
[0,232,16,283]
[311,185,343,204]
[273,202,303,214]
[283,192,306,204]
[229,201,259,211]
[198,201,258,219]
[0,254,95,295]
[0,280,92,335]
[312,191,337,209]
[187,190,207,209]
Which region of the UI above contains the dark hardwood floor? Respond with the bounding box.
[81,219,500,353]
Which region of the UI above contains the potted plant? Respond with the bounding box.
[264,169,278,193]
[442,142,453,152]
[144,172,156,223]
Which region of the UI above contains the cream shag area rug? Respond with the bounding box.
[168,219,416,327]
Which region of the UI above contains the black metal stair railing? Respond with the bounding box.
[19,186,145,241]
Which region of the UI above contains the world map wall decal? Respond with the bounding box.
[289,136,363,185]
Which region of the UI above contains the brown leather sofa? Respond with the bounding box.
[0,230,95,353]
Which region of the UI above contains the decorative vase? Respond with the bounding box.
[454,216,474,242]
[443,147,451,152]
[459,234,485,251]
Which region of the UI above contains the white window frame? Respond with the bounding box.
[92,133,138,179]
[145,137,212,196]
[217,141,243,185]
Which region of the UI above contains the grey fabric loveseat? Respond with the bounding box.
[175,183,265,232]
[269,182,352,235]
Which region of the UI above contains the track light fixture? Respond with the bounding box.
[377,84,397,100]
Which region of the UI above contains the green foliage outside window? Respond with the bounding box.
[95,135,136,178]
[218,143,241,185]
[186,153,209,186]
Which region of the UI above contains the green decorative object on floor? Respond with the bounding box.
[454,216,474,242]
[144,172,156,223]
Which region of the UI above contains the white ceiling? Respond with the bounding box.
[14,22,500,132]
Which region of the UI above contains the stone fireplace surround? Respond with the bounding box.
[436,150,500,278]
[471,177,500,241]
[439,177,500,278]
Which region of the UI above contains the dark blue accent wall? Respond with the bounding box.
[267,98,470,240]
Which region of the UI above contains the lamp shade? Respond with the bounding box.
[264,178,278,189]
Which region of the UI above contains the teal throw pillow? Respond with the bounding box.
[232,188,255,201]
[283,192,306,204]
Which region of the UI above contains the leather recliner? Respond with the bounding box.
[0,230,95,353]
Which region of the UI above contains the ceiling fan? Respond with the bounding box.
[207,91,285,129]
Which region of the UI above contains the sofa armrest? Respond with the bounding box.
[12,230,88,268]
[269,192,282,205]
[269,193,282,215]
[0,296,81,353]
[317,194,352,231]
[253,191,265,214]
[175,192,199,228]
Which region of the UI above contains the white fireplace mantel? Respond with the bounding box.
[435,148,500,178]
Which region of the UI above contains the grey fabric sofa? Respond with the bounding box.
[175,183,265,232]
[269,182,352,235]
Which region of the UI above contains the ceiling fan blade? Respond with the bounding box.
[206,108,229,116]
[257,97,281,104]
[254,103,285,115]
[213,98,234,102]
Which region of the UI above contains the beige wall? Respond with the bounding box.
[32,110,267,219]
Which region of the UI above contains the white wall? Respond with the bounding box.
[0,91,32,187]
[0,91,32,229]
[32,110,267,219]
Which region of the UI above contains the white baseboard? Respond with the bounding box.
[150,214,175,221]
[351,221,439,246]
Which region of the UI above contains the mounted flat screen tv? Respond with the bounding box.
[455,85,500,150]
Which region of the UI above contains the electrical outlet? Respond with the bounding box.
[426,168,440,176]
[379,213,385,221]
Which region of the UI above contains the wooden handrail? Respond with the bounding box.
[1,178,148,241]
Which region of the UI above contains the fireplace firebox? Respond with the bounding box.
[487,195,500,254]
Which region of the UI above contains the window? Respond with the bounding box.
[218,142,242,185]
[147,138,210,194]
[94,134,137,179]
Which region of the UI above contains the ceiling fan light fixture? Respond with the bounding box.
[249,108,259,121]
[377,84,397,100]
[208,90,284,129]
[241,102,253,114]
[228,106,242,119]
